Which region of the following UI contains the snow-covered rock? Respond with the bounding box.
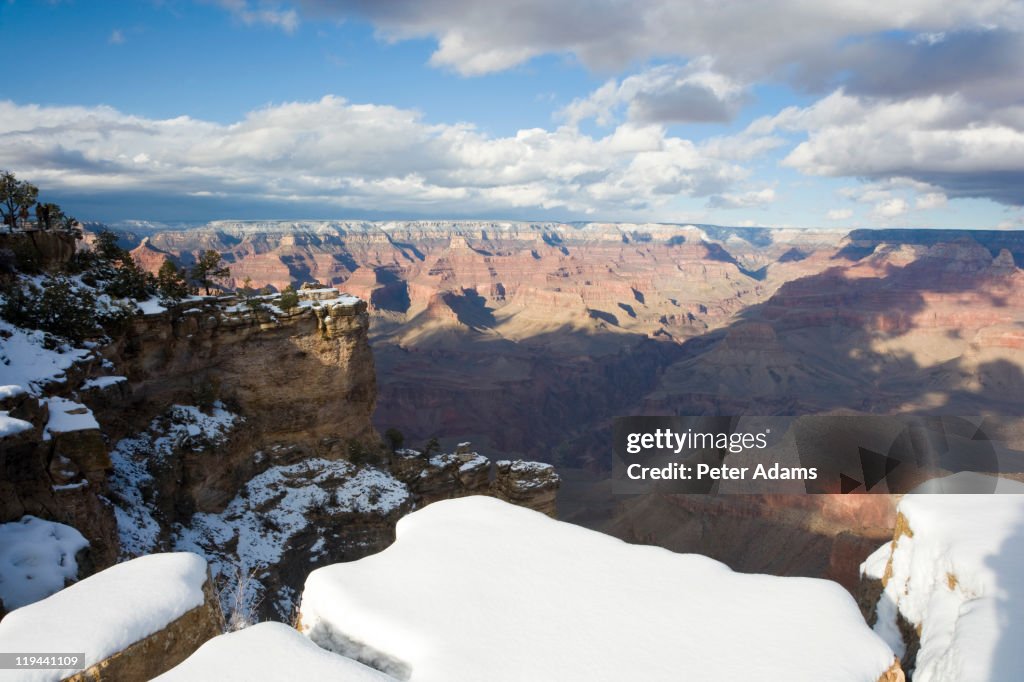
[0,552,220,682]
[0,411,32,437]
[79,375,127,390]
[0,516,88,610]
[0,320,91,396]
[863,473,1024,681]
[109,402,241,558]
[41,396,99,438]
[299,496,898,682]
[175,458,410,621]
[156,622,397,682]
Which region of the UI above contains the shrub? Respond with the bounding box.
[278,285,299,312]
[0,276,100,343]
[384,427,404,452]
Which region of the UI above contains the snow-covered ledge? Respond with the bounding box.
[156,622,396,681]
[298,496,899,682]
[0,553,221,682]
[862,473,1024,681]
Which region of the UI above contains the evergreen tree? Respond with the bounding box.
[0,171,39,232]
[278,284,299,311]
[385,428,405,453]
[93,230,127,261]
[35,202,69,231]
[156,258,189,301]
[190,250,231,295]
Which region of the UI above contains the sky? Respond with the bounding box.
[1,0,1024,229]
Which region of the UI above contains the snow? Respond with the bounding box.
[136,296,168,315]
[299,496,895,682]
[495,459,554,474]
[109,403,240,558]
[0,553,209,682]
[175,459,409,618]
[860,542,891,581]
[298,287,341,295]
[52,479,89,491]
[0,517,89,610]
[155,622,398,682]
[0,411,33,437]
[870,473,1024,681]
[297,294,361,309]
[0,320,91,396]
[0,384,26,399]
[43,396,99,436]
[80,375,127,390]
[458,454,488,473]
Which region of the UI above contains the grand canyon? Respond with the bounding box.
[119,220,1024,585]
[3,219,1023,681]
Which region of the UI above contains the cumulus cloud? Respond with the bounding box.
[767,91,1024,205]
[286,0,1024,82]
[826,208,853,220]
[209,1,1024,210]
[0,97,750,218]
[872,198,910,219]
[706,188,775,209]
[560,61,747,126]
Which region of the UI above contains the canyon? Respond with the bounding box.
[112,220,1024,589]
[3,221,1022,680]
[0,235,559,622]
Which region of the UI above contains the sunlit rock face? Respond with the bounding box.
[114,221,1024,593]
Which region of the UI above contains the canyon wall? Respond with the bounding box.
[101,220,1024,594]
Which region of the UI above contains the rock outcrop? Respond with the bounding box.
[0,553,220,682]
[0,389,118,569]
[65,577,221,682]
[858,476,1024,681]
[0,230,78,272]
[114,291,377,451]
[390,447,561,516]
[491,459,560,517]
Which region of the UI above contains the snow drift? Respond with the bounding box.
[298,496,897,682]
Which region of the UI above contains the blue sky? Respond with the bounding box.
[1,0,1022,228]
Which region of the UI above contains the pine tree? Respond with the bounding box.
[93,230,126,261]
[0,171,39,232]
[385,428,405,453]
[278,284,299,311]
[190,250,231,296]
[156,258,189,301]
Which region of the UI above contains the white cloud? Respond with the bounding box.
[872,197,910,219]
[560,61,747,126]
[707,188,775,209]
[108,29,125,45]
[0,97,749,218]
[210,2,1024,209]
[218,1,299,33]
[295,0,1024,77]
[770,91,1024,205]
[915,192,948,209]
[826,208,853,220]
